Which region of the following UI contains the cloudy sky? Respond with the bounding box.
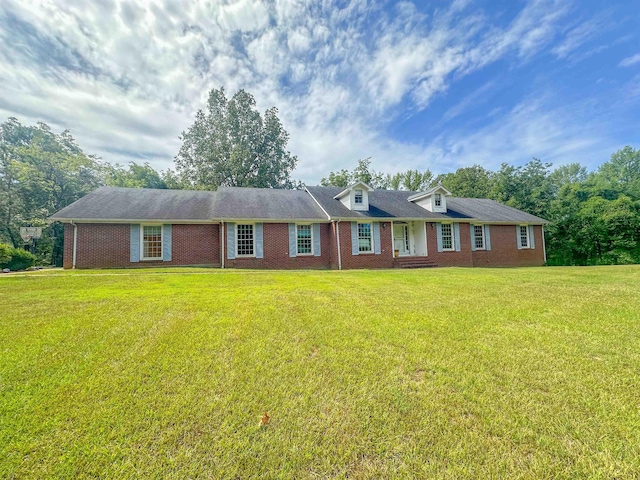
[1,0,639,183]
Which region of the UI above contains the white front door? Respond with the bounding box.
[393,223,410,255]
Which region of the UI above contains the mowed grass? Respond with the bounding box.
[1,267,639,479]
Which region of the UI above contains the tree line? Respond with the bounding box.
[1,87,638,266]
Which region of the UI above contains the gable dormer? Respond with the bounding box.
[408,184,451,213]
[334,181,374,211]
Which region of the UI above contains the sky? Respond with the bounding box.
[0,0,639,184]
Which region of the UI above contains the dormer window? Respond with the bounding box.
[407,184,452,213]
[333,181,373,211]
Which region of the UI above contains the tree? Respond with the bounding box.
[321,160,431,191]
[105,162,168,189]
[401,169,433,191]
[0,118,102,265]
[436,165,492,198]
[175,87,298,189]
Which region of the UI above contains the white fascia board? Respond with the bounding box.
[304,188,332,220]
[49,218,219,224]
[219,218,331,223]
[407,185,452,202]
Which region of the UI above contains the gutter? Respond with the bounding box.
[70,220,78,269]
[221,221,225,269]
[542,225,547,264]
[335,220,342,270]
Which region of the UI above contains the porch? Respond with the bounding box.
[391,220,428,258]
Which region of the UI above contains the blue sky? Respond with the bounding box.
[0,0,638,184]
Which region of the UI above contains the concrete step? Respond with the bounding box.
[393,256,437,269]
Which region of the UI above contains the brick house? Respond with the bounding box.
[50,182,548,269]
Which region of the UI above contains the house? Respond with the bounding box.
[50,182,548,269]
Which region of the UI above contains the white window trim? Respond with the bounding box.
[441,222,455,251]
[435,193,442,207]
[236,223,256,258]
[296,223,314,256]
[519,224,531,249]
[354,189,364,204]
[473,224,486,251]
[140,224,163,261]
[357,221,374,254]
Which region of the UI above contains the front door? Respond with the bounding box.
[393,223,410,256]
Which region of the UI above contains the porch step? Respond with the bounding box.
[394,256,437,269]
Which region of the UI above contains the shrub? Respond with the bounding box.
[0,243,11,265]
[0,246,36,271]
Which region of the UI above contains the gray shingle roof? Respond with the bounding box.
[49,187,216,221]
[212,187,328,220]
[446,197,547,223]
[50,185,548,224]
[306,186,548,223]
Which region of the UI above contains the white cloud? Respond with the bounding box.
[0,0,618,183]
[619,53,640,67]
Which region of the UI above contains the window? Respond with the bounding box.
[296,224,313,255]
[441,223,453,250]
[474,225,485,250]
[434,193,442,207]
[237,224,254,256]
[141,225,162,260]
[519,225,530,248]
[354,189,363,204]
[358,222,372,252]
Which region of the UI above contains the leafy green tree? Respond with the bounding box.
[436,165,493,198]
[594,146,640,200]
[0,118,101,265]
[320,169,351,187]
[105,162,168,189]
[322,160,431,191]
[490,159,553,219]
[176,87,298,189]
[401,169,433,191]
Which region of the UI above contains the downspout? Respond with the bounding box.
[542,224,547,264]
[335,220,342,270]
[70,220,78,269]
[221,221,225,269]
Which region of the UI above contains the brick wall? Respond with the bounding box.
[224,223,332,269]
[63,223,220,269]
[471,224,545,267]
[337,221,395,269]
[63,221,545,270]
[424,222,475,267]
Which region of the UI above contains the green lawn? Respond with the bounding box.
[1,267,639,479]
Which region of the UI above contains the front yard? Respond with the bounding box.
[1,266,639,478]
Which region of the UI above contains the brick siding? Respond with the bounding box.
[63,223,220,269]
[225,223,332,269]
[336,221,395,269]
[63,221,544,270]
[471,224,545,267]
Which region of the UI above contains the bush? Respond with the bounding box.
[0,246,36,271]
[0,243,11,265]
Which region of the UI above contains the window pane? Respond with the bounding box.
[143,226,162,259]
[474,225,484,249]
[520,226,528,248]
[358,223,372,252]
[435,194,442,206]
[297,224,312,254]
[441,224,453,250]
[237,224,254,256]
[355,189,363,204]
